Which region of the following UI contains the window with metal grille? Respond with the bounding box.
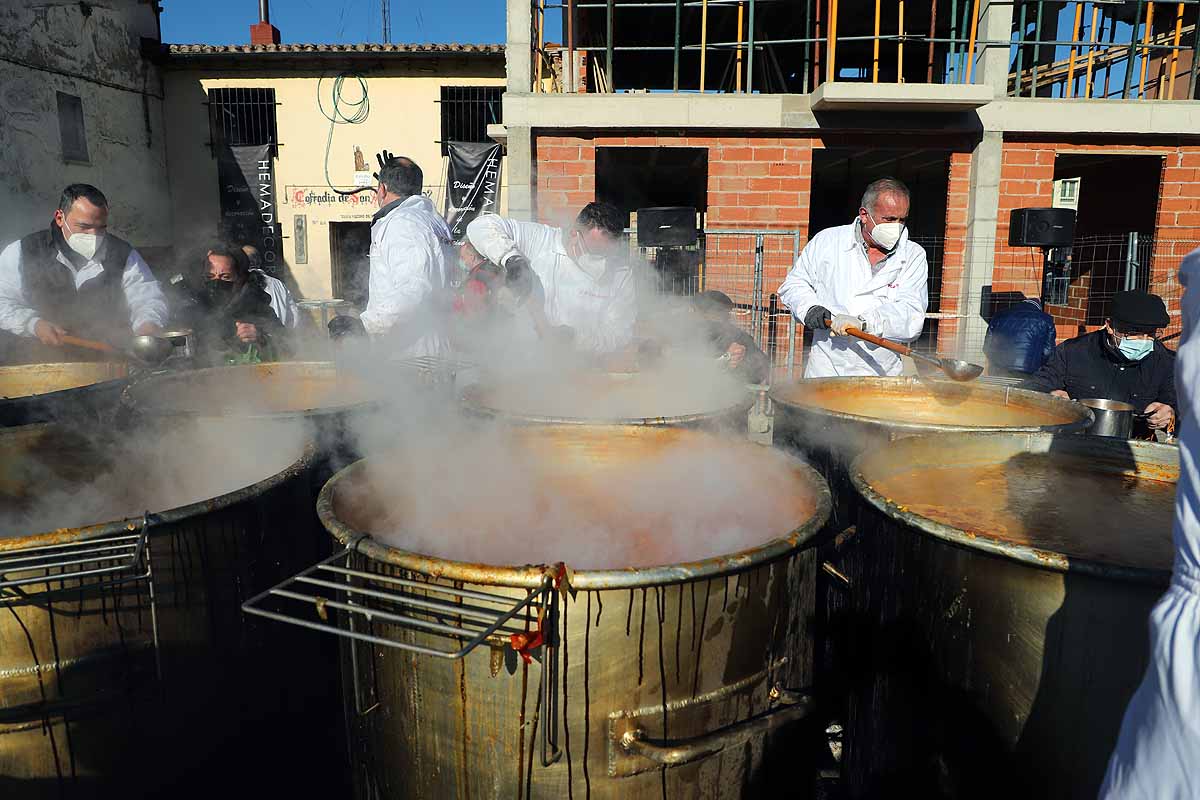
[57,92,89,163]
[438,86,503,155]
[207,87,278,153]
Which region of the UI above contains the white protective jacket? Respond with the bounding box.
[252,270,301,329]
[465,215,637,355]
[0,237,168,337]
[360,195,453,358]
[1099,247,1200,799]
[778,221,929,377]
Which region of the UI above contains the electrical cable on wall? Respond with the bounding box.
[319,73,375,195]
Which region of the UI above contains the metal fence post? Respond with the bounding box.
[1125,231,1139,291]
[787,231,800,377]
[752,233,765,342]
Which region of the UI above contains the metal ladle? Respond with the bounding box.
[845,327,984,382]
[61,333,174,366]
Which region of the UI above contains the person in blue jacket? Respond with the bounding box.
[983,296,1057,378]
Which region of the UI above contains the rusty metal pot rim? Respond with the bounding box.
[769,376,1095,435]
[316,448,832,590]
[0,362,130,402]
[849,431,1175,583]
[0,423,315,552]
[460,384,755,427]
[122,361,381,421]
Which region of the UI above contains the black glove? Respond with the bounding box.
[504,254,534,302]
[372,149,397,181]
[804,305,832,330]
[328,315,367,340]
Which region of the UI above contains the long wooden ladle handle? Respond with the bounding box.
[844,326,912,358]
[60,334,122,356]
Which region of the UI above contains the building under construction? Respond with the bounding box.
[498,0,1200,366]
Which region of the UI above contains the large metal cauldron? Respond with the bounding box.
[463,367,754,429]
[0,420,336,799]
[770,377,1094,529]
[258,425,830,799]
[121,361,383,480]
[847,432,1176,799]
[0,362,129,428]
[768,378,1094,728]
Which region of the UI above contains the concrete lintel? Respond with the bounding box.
[503,93,794,130]
[979,98,1200,136]
[811,82,994,112]
[487,123,508,147]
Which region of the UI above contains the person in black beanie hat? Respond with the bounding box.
[1024,290,1176,434]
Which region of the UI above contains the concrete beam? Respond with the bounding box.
[811,82,993,112]
[979,98,1200,136]
[503,92,794,130]
[505,125,534,221]
[506,0,531,94]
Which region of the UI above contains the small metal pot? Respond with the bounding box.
[1079,398,1136,438]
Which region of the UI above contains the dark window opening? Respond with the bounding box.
[57,92,89,163]
[596,147,708,221]
[1052,153,1162,325]
[439,86,503,155]
[207,87,278,153]
[330,221,372,309]
[809,148,953,352]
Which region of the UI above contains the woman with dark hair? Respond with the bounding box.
[187,245,287,365]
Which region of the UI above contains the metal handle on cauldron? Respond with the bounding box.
[617,688,815,769]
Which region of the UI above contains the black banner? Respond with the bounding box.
[444,141,503,243]
[216,143,280,272]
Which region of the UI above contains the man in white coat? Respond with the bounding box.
[1099,247,1200,799]
[465,201,636,356]
[778,177,929,377]
[359,155,452,358]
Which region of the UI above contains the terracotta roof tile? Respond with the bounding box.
[167,42,503,55]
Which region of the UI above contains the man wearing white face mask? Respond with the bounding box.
[0,184,167,361]
[778,177,929,377]
[465,201,637,355]
[1024,290,1176,434]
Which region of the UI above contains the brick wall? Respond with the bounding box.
[935,151,972,352]
[994,140,1200,343]
[534,134,813,232]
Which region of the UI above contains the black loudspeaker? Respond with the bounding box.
[637,207,698,247]
[1008,207,1076,248]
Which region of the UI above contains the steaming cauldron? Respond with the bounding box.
[0,420,334,798]
[463,366,753,429]
[847,433,1175,799]
[249,425,831,799]
[768,378,1094,736]
[121,361,383,480]
[0,362,129,428]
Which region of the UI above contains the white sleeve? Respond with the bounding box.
[777,239,826,324]
[579,269,637,354]
[360,220,434,337]
[860,248,929,342]
[123,249,169,331]
[466,214,561,268]
[268,278,301,328]
[0,240,40,337]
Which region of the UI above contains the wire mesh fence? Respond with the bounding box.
[644,230,1198,382]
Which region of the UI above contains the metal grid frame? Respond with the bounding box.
[206,87,279,154]
[438,85,505,155]
[530,0,1199,98]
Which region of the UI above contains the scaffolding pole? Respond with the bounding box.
[1015,0,1028,95]
[701,0,709,91]
[1085,4,1100,98]
[673,0,682,90]
[872,0,881,81]
[898,0,906,81]
[965,0,981,82]
[1138,1,1156,98]
[927,0,939,83]
[1065,1,1083,97]
[827,0,840,83]
[747,0,756,92]
[1167,1,1185,98]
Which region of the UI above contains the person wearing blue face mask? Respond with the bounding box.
[1024,290,1176,434]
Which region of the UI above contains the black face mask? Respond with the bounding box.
[204,279,237,307]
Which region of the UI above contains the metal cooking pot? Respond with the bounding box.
[0,420,340,797]
[0,362,129,428]
[847,432,1176,799]
[245,424,832,799]
[767,378,1095,736]
[1079,398,1137,438]
[462,368,754,430]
